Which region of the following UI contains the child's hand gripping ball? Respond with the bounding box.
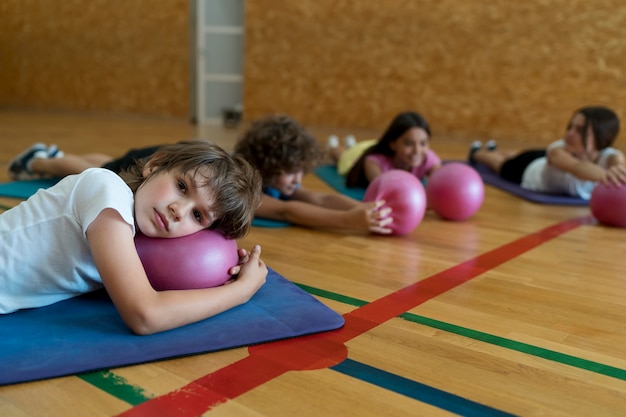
[364,169,426,236]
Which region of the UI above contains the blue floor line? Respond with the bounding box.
[332,359,518,417]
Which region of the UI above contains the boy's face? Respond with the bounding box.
[270,170,303,197]
[134,167,217,238]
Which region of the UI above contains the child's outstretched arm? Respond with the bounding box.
[292,187,394,233]
[87,208,267,335]
[256,193,392,233]
[292,187,362,210]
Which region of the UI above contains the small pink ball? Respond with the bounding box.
[426,163,484,221]
[590,183,626,227]
[364,169,427,236]
[135,229,239,290]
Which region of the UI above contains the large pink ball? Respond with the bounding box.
[364,169,426,236]
[590,183,626,227]
[134,229,239,290]
[426,163,484,221]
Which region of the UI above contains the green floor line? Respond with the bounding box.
[74,284,368,406]
[298,282,626,382]
[296,283,368,307]
[64,280,626,407]
[400,313,626,381]
[78,370,153,406]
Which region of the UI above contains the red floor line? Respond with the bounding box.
[117,215,592,417]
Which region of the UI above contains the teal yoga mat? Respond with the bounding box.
[0,178,60,199]
[0,267,344,386]
[252,217,290,228]
[313,165,365,200]
[0,179,291,227]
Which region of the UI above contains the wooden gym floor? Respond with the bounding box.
[0,110,625,417]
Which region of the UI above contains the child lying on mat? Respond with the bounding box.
[233,114,392,234]
[8,143,166,180]
[327,111,442,188]
[0,140,268,335]
[468,105,626,199]
[6,116,393,234]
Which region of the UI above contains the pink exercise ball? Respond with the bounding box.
[134,229,239,290]
[364,169,427,236]
[426,163,484,221]
[590,183,626,227]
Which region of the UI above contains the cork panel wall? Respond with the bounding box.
[244,1,626,144]
[0,0,189,118]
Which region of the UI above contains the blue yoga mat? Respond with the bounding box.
[0,268,344,386]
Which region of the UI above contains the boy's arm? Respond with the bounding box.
[87,208,267,335]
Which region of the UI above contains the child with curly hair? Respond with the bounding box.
[233,114,392,234]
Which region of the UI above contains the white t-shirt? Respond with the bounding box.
[521,139,621,200]
[0,168,135,313]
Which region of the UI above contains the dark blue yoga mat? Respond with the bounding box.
[0,268,344,386]
[471,162,588,206]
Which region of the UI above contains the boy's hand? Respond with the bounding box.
[228,247,251,278]
[234,245,267,296]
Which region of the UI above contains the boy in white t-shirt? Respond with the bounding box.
[0,140,267,335]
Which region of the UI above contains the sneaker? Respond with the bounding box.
[486,140,497,151]
[327,135,339,148]
[47,144,64,158]
[468,140,482,164]
[8,143,47,180]
[344,135,357,148]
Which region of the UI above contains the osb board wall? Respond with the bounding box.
[245,0,626,145]
[0,0,189,118]
[3,1,626,145]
